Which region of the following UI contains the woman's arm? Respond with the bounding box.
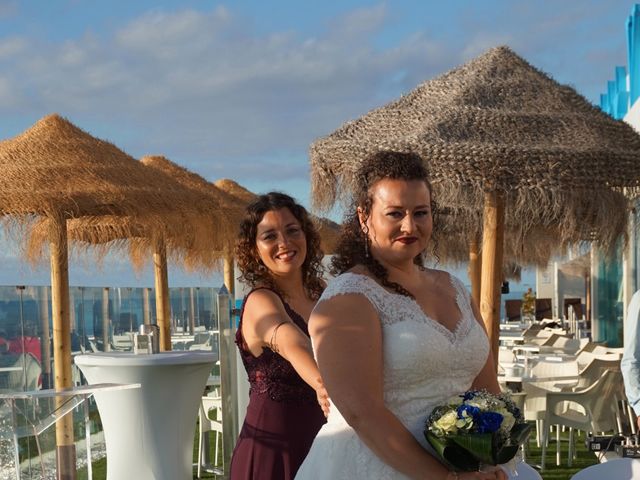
[242,289,329,413]
[468,299,501,394]
[311,293,452,480]
[622,290,640,428]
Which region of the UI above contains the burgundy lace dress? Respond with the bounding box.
[230,288,326,480]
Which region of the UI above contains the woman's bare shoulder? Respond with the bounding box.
[243,288,286,315]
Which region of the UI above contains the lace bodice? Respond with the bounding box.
[235,288,317,405]
[296,271,490,479]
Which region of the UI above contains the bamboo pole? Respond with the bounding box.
[143,287,151,325]
[469,238,482,309]
[49,215,76,480]
[153,239,171,351]
[479,191,505,371]
[223,252,235,299]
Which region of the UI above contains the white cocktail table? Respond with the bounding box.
[75,351,215,480]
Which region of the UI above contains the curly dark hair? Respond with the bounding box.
[235,192,325,300]
[331,151,438,298]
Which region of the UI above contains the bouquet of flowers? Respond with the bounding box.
[424,390,531,472]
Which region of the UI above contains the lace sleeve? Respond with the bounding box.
[317,273,386,312]
[448,273,475,320]
[448,274,471,302]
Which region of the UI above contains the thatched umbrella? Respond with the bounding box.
[559,252,592,321]
[308,46,640,366]
[213,178,341,295]
[27,155,237,346]
[137,157,245,318]
[0,114,226,477]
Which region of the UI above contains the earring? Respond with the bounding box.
[362,224,370,258]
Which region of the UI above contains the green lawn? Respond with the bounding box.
[522,428,600,480]
[77,422,602,479]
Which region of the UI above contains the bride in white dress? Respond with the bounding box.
[296,151,508,480]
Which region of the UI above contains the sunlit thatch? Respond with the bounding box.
[310,46,639,253]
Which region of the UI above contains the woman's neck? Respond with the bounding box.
[372,255,422,285]
[272,271,307,300]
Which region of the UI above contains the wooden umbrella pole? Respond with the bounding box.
[49,215,76,480]
[143,287,151,325]
[469,238,482,309]
[224,252,235,299]
[479,191,505,371]
[153,238,172,351]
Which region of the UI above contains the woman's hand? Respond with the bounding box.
[315,378,330,417]
[450,467,508,480]
[449,468,507,480]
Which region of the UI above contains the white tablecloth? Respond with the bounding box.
[75,351,215,480]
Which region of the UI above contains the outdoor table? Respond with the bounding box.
[498,372,580,384]
[75,351,215,480]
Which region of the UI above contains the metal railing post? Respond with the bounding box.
[217,285,238,478]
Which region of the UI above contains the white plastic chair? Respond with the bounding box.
[538,336,581,355]
[569,357,620,392]
[521,360,580,446]
[541,370,622,470]
[197,395,223,478]
[570,458,640,480]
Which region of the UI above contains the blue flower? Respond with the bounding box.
[462,391,479,401]
[476,412,504,433]
[457,404,480,420]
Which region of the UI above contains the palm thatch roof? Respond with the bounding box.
[22,152,237,272]
[559,252,591,277]
[310,46,639,251]
[0,115,208,221]
[214,178,342,254]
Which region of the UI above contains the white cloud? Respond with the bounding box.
[0,1,630,184]
[0,36,26,58]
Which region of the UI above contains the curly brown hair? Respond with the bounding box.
[331,151,438,298]
[235,192,325,300]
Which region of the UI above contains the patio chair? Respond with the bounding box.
[0,352,42,392]
[535,298,552,320]
[568,357,620,392]
[505,299,522,322]
[522,360,580,447]
[571,458,640,480]
[541,370,622,470]
[197,394,223,478]
[538,336,581,355]
[563,298,583,319]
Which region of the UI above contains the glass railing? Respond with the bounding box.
[0,285,222,392]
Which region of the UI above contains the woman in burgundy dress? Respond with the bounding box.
[230,192,328,480]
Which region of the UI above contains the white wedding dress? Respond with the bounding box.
[296,271,491,479]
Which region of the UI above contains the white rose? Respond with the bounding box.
[498,408,515,434]
[433,410,459,435]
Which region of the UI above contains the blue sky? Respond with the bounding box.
[0,0,632,288]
